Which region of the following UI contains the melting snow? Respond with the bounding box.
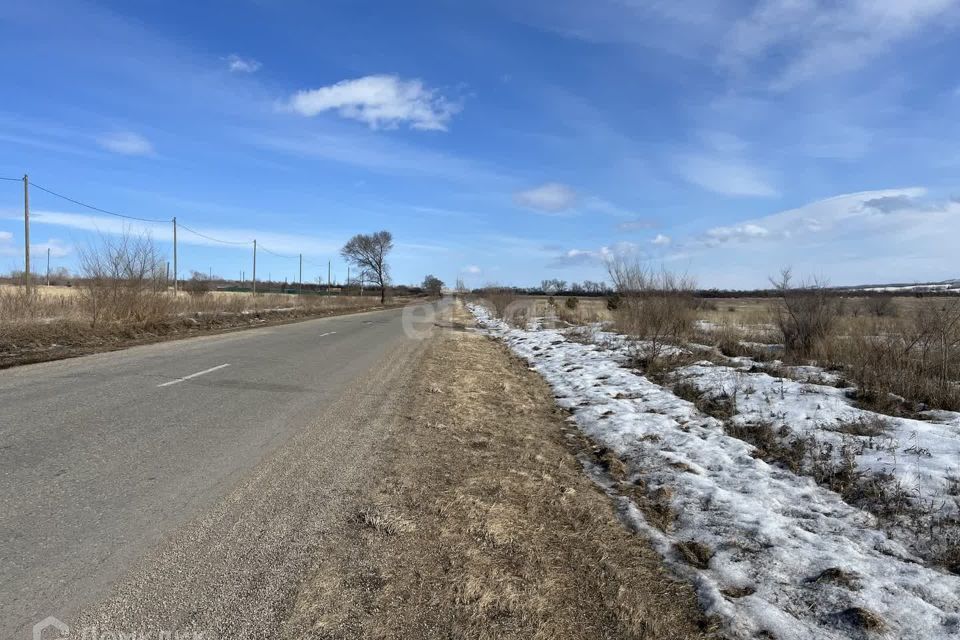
[470,304,960,640]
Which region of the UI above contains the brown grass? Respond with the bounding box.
[281,303,709,640]
[691,294,960,412]
[0,286,397,368]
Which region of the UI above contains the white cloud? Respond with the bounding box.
[674,154,778,197]
[723,0,957,89]
[285,75,459,131]
[677,187,960,287]
[705,223,770,245]
[651,233,672,246]
[225,54,261,73]
[514,182,578,213]
[0,231,11,242]
[464,265,482,274]
[690,187,932,250]
[97,131,154,156]
[29,238,71,258]
[547,241,639,267]
[4,209,340,256]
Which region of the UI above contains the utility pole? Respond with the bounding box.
[209,267,212,281]
[252,240,257,295]
[328,260,331,287]
[172,217,178,294]
[298,253,303,296]
[23,174,30,293]
[46,247,50,286]
[347,266,350,288]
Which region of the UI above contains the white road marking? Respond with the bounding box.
[318,331,337,337]
[157,363,231,388]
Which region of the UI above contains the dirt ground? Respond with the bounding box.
[281,303,708,639]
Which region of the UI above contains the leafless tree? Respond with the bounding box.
[78,230,168,325]
[341,231,393,303]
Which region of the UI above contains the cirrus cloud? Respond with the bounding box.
[674,154,777,197]
[97,131,154,156]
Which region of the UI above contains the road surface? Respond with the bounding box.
[0,302,441,638]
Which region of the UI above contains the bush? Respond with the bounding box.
[819,298,960,413]
[78,231,170,326]
[770,268,843,358]
[483,285,520,320]
[864,295,896,318]
[565,296,579,310]
[185,272,211,297]
[606,259,696,365]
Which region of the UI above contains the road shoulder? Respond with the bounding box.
[282,303,708,639]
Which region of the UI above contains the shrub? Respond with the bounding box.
[565,296,579,310]
[864,295,896,318]
[185,272,211,297]
[78,230,170,326]
[606,258,696,365]
[769,268,843,358]
[835,298,960,412]
[482,285,519,320]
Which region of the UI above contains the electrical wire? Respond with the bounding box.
[178,222,252,246]
[12,178,330,264]
[29,181,169,223]
[257,244,297,260]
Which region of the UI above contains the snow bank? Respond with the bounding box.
[470,304,960,640]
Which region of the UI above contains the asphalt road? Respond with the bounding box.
[0,301,442,638]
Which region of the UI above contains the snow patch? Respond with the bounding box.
[470,304,960,640]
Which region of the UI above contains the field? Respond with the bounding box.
[0,283,398,367]
[473,289,960,639]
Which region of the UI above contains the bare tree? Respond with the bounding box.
[78,230,168,325]
[340,231,393,303]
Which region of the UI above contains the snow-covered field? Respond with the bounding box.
[470,304,960,640]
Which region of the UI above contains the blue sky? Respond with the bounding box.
[1,0,959,289]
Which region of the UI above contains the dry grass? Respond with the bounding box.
[281,303,709,640]
[0,284,394,368]
[691,294,960,413]
[723,419,960,573]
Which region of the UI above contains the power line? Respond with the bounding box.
[178,222,252,246]
[258,244,297,260]
[0,176,22,182]
[29,181,169,223]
